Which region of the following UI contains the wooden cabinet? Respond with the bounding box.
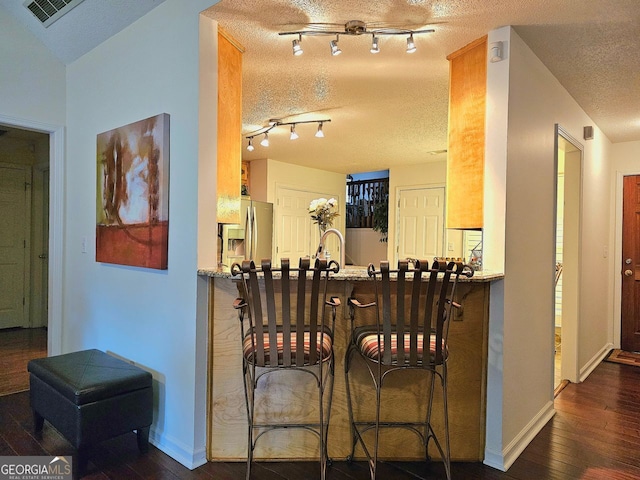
[216,28,244,224]
[446,36,487,230]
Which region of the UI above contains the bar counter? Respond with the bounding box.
[200,265,503,463]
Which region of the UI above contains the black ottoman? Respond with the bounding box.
[28,349,153,474]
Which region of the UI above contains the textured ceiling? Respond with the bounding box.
[2,0,639,175]
[204,0,640,174]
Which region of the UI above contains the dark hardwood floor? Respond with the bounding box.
[2,353,639,478]
[0,327,47,396]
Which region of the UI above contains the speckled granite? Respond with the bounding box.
[197,265,503,282]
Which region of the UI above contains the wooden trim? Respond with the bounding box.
[446,35,488,61]
[206,279,215,460]
[218,25,245,53]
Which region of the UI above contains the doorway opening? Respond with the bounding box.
[345,170,388,266]
[0,124,50,395]
[554,125,582,391]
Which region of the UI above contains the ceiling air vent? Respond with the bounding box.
[24,0,86,28]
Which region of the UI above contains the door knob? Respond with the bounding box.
[625,269,633,277]
[39,253,47,259]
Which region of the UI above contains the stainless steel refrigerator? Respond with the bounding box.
[221,198,273,267]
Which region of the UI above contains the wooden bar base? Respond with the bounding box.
[207,275,490,462]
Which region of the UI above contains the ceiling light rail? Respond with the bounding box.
[245,119,331,151]
[279,20,434,55]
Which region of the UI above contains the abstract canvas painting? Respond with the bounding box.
[96,113,170,269]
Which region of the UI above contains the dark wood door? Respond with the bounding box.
[621,175,640,351]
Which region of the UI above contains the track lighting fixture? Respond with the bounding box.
[370,35,380,54]
[406,33,416,53]
[279,19,434,56]
[330,37,341,56]
[245,118,331,151]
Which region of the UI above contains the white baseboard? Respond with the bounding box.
[580,343,613,382]
[483,447,507,472]
[149,427,207,470]
[483,400,555,472]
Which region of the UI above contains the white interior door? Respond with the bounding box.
[275,187,340,265]
[276,188,313,265]
[0,166,30,329]
[397,187,445,263]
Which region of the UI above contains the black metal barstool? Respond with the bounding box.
[232,257,340,480]
[344,258,473,480]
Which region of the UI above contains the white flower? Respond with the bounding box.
[309,196,339,229]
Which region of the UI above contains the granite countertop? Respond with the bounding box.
[198,265,503,282]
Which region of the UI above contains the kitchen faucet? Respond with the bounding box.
[317,228,345,269]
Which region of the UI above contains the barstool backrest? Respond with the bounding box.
[232,257,339,368]
[368,259,472,366]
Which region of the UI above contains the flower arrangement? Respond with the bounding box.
[309,197,339,231]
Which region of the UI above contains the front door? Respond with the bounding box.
[621,175,640,351]
[0,166,30,329]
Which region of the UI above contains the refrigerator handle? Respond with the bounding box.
[252,206,258,261]
[244,205,252,260]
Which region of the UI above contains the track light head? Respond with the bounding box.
[406,34,416,53]
[370,35,380,54]
[246,138,254,151]
[292,35,303,56]
[260,133,269,147]
[330,37,341,56]
[315,122,325,138]
[290,124,299,140]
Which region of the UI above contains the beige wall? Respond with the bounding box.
[249,158,345,214]
[388,160,465,263]
[345,228,387,266]
[0,137,39,165]
[249,158,346,259]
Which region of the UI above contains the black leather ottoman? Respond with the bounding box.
[28,349,153,474]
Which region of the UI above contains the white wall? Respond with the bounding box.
[0,2,66,356]
[0,9,66,126]
[483,26,614,470]
[64,0,218,469]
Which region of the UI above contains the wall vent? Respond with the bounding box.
[24,0,86,28]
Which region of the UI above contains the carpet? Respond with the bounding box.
[605,349,640,367]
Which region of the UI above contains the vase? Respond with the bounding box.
[314,224,326,259]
